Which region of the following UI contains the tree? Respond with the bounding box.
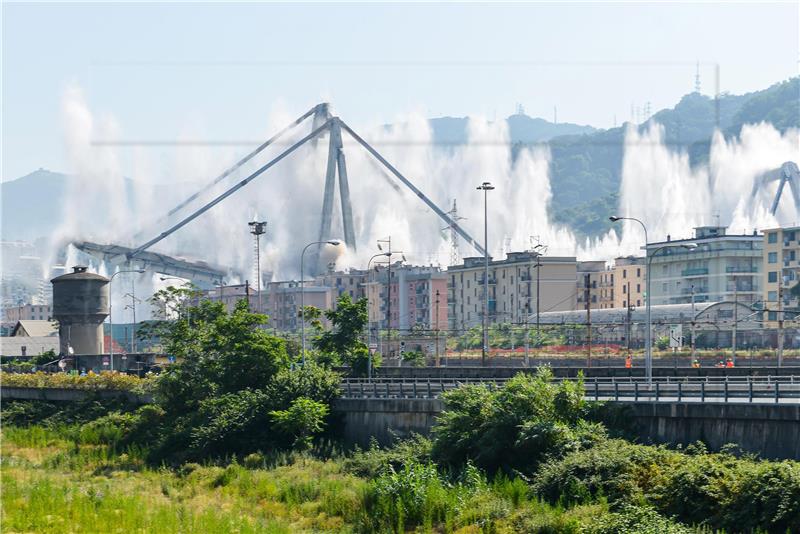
[153,299,289,414]
[311,294,372,375]
[270,397,329,451]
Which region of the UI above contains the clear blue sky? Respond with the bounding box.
[2,1,798,181]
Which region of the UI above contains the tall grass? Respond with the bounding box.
[2,423,714,533]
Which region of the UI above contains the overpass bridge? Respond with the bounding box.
[5,373,800,460]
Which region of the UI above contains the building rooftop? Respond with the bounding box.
[11,320,58,337]
[452,252,576,270]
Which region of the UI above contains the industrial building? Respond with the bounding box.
[647,226,762,306]
[533,301,761,347]
[447,251,577,331]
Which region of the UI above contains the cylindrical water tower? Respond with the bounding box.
[51,266,109,355]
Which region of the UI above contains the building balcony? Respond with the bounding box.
[477,276,497,285]
[726,266,758,273]
[681,268,709,276]
[681,287,708,295]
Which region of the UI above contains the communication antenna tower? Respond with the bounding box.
[442,199,467,266]
[694,61,701,93]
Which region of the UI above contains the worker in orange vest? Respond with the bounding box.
[692,359,701,368]
[726,358,734,368]
[625,355,632,368]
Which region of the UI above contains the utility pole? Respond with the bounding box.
[435,289,441,367]
[626,282,632,362]
[377,237,402,361]
[524,302,530,367]
[732,277,738,364]
[778,282,784,367]
[585,274,592,367]
[536,261,542,360]
[690,284,697,362]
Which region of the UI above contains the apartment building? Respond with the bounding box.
[2,303,52,323]
[647,226,762,306]
[447,252,577,331]
[762,226,800,327]
[372,264,446,330]
[612,256,646,309]
[314,268,368,301]
[264,281,336,332]
[576,261,606,310]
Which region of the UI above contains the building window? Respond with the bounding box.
[662,283,667,291]
[622,285,627,294]
[768,252,778,264]
[768,291,777,302]
[768,232,778,244]
[636,268,641,277]
[768,271,778,283]
[636,284,641,292]
[768,311,778,321]
[622,269,627,278]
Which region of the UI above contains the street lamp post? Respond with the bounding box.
[366,252,391,378]
[477,181,495,366]
[300,240,341,366]
[108,269,145,371]
[610,216,695,382]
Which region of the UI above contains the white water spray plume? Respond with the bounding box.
[54,85,799,321]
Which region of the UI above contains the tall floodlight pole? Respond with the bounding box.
[300,240,341,366]
[108,269,145,371]
[249,221,267,314]
[477,182,495,366]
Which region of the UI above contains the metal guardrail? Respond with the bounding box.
[340,376,800,404]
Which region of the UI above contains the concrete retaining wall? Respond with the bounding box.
[334,398,443,446]
[629,402,800,460]
[334,398,800,460]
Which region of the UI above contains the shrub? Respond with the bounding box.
[242,452,265,469]
[270,397,329,451]
[585,504,694,534]
[432,368,597,473]
[344,434,433,478]
[2,370,152,393]
[533,439,680,505]
[655,452,800,533]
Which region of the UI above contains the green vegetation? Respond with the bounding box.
[307,294,374,376]
[4,293,800,532]
[3,423,695,533]
[450,322,564,351]
[2,369,151,392]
